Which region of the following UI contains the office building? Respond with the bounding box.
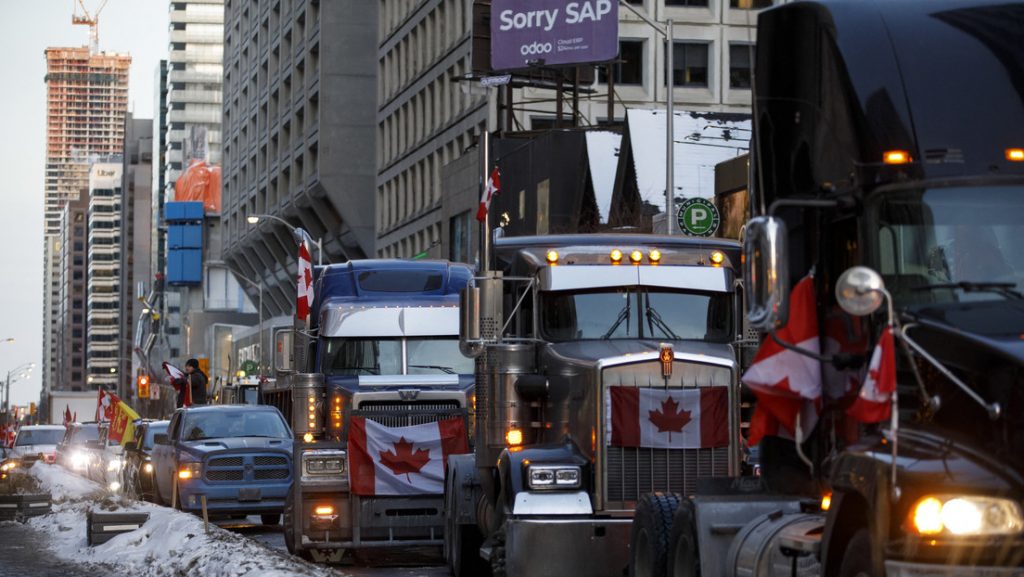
[55,194,89,391]
[86,163,124,390]
[221,0,377,316]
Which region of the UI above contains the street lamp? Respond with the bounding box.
[3,362,36,417]
[208,262,265,375]
[246,214,332,265]
[1,338,14,344]
[618,1,676,234]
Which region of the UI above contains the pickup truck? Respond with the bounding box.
[151,405,293,523]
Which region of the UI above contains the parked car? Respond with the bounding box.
[8,425,65,467]
[56,422,101,474]
[151,405,293,523]
[85,423,127,491]
[121,420,168,501]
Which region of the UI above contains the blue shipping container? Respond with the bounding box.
[168,249,203,285]
[165,201,205,223]
[167,224,203,249]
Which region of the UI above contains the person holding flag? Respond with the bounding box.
[164,360,208,408]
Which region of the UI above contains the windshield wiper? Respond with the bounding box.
[913,281,1022,300]
[602,304,631,339]
[408,364,456,374]
[644,294,680,340]
[336,367,380,375]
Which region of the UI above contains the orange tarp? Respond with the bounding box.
[175,159,222,214]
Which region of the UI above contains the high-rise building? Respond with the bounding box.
[376,0,764,259]
[41,47,130,393]
[86,163,124,390]
[221,0,377,316]
[119,117,154,400]
[56,192,90,392]
[165,0,225,199]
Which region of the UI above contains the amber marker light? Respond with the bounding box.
[648,249,662,264]
[506,428,524,446]
[1007,148,1024,162]
[883,150,912,165]
[546,250,559,264]
[303,432,315,443]
[821,493,832,511]
[610,249,623,264]
[710,251,725,266]
[630,250,643,265]
[178,469,193,480]
[313,505,335,516]
[912,497,945,535]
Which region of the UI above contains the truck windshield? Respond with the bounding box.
[15,429,64,446]
[322,337,473,376]
[540,288,732,342]
[182,410,290,441]
[71,426,100,444]
[871,185,1024,308]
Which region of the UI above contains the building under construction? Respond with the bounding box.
[41,46,130,395]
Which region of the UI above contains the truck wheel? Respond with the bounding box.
[261,513,281,526]
[838,529,876,577]
[630,493,681,577]
[667,500,699,577]
[283,491,312,561]
[449,522,488,577]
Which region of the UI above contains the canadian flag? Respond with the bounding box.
[847,326,897,423]
[296,242,314,322]
[476,167,501,222]
[608,387,729,449]
[97,389,119,423]
[742,275,822,446]
[63,406,73,428]
[348,416,469,496]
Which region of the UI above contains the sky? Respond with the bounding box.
[0,1,167,407]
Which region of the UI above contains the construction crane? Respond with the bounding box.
[72,0,110,55]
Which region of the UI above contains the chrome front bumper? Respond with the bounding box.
[885,561,1024,577]
[505,517,632,577]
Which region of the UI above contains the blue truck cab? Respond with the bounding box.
[151,404,293,521]
[264,259,476,560]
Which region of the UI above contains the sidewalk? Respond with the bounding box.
[0,521,117,577]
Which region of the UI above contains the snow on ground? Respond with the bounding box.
[27,462,348,577]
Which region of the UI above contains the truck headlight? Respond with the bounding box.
[302,450,346,479]
[909,495,1024,536]
[143,462,154,474]
[527,465,581,490]
[178,462,202,480]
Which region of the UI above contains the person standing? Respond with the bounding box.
[184,359,209,406]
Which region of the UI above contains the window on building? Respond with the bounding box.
[729,43,754,89]
[449,211,471,264]
[666,42,709,87]
[530,117,558,131]
[599,40,644,86]
[665,0,708,6]
[730,0,773,8]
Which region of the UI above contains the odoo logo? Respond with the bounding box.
[521,42,553,56]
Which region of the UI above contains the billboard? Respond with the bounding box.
[491,0,618,71]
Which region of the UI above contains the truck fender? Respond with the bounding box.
[496,442,590,511]
[822,452,892,577]
[446,453,482,528]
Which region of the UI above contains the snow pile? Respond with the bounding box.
[28,463,347,577]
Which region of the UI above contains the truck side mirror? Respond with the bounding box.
[153,434,169,446]
[274,329,295,373]
[743,216,790,331]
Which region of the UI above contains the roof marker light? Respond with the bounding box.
[629,250,643,265]
[610,249,623,264]
[649,249,662,264]
[546,250,559,264]
[1007,148,1024,162]
[883,150,912,165]
[710,251,725,266]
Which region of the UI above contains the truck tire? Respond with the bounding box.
[667,500,700,577]
[838,529,876,577]
[261,513,281,526]
[449,521,488,577]
[630,493,681,577]
[283,491,312,561]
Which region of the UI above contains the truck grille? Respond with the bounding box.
[357,401,462,428]
[204,452,291,484]
[603,360,734,505]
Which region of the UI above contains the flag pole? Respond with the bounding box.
[480,130,491,272]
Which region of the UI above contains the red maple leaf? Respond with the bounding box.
[648,396,692,442]
[378,437,431,481]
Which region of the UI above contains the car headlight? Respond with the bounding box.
[909,495,1024,537]
[70,451,89,469]
[143,462,154,474]
[107,458,123,472]
[178,462,202,480]
[302,450,346,479]
[527,465,582,490]
[0,461,16,472]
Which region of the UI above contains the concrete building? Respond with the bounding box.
[41,47,130,394]
[55,193,90,392]
[86,163,124,390]
[165,0,225,196]
[377,0,765,260]
[221,0,378,316]
[119,117,154,401]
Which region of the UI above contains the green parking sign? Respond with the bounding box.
[677,198,720,237]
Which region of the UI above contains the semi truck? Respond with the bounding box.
[47,391,97,425]
[625,1,1024,577]
[446,234,746,576]
[266,259,476,562]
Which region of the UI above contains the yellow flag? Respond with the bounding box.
[109,400,142,446]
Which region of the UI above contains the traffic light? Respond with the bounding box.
[30,402,36,416]
[137,375,150,399]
